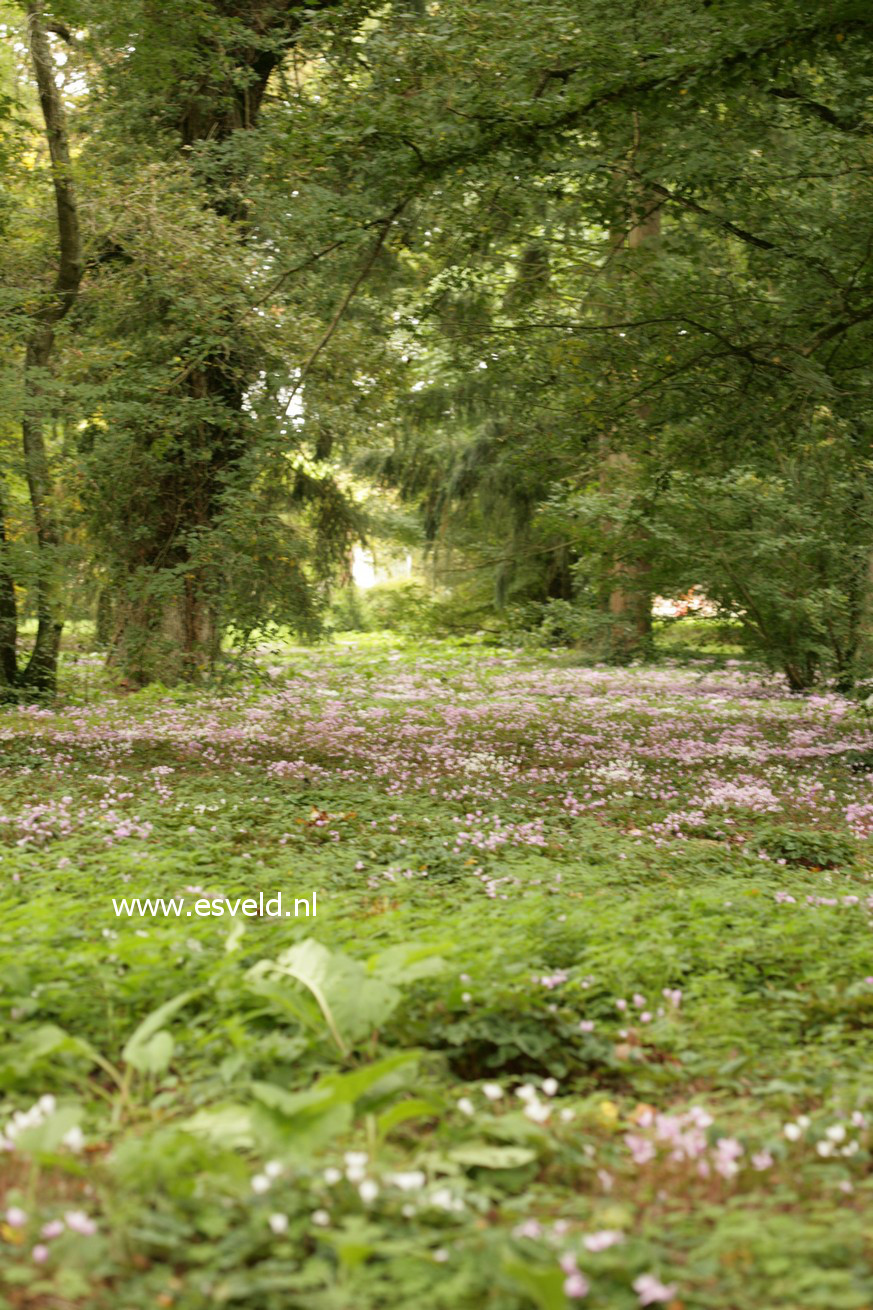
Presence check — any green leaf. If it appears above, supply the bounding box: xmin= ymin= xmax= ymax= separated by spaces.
xmin=502 ymin=1257 xmax=567 ymax=1310
xmin=122 ymin=990 xmax=197 ymax=1072
xmin=448 ymin=1143 xmax=537 ymax=1169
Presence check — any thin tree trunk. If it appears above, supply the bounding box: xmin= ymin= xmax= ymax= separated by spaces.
xmin=598 ymin=174 xmax=659 ymax=659
xmin=21 ymin=329 xmax=64 ymax=690
xmin=0 ymin=489 xmax=18 ymax=688
xmin=18 ymin=3 xmax=82 ymax=694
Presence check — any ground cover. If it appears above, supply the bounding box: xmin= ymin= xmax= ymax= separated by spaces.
xmin=1 ymin=636 xmax=873 ymax=1309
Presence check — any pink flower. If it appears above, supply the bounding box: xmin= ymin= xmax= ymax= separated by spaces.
xmin=633 ymin=1273 xmax=678 ymax=1305
xmin=583 ymin=1229 xmax=625 ymax=1252
xmin=564 ymin=1272 xmax=590 ymax=1298
xmin=63 ymin=1210 xmax=97 ymax=1236
xmin=713 ymin=1136 xmax=743 ymax=1179
xmin=625 ymin=1133 xmax=656 ymax=1165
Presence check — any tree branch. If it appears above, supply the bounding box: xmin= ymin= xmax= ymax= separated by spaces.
xmin=770 ymin=86 xmax=871 ymax=135
xmin=281 ymin=198 xmax=409 ymax=418
xmin=27 ymin=1 xmax=81 ymax=314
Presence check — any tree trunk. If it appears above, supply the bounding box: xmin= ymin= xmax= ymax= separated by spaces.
xmin=20 ymin=331 xmax=64 ymax=693
xmin=110 ymin=4 xmax=319 ymax=683
xmin=0 ymin=489 xmax=18 ymax=691
xmin=109 ymin=585 xmax=218 ymax=687
xmin=598 ymin=174 xmax=659 ymax=660
xmin=15 ymin=3 xmax=83 ymax=696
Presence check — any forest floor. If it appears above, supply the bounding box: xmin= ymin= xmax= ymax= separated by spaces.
xmin=2 ymin=635 xmax=873 ymax=1309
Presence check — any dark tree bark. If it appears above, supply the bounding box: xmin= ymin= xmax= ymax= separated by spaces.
xmin=598 ymin=178 xmax=658 ymax=661
xmin=16 ymin=3 xmax=83 ymax=695
xmin=0 ymin=492 xmax=18 ymax=688
xmin=111 ymin=2 xmax=339 ymax=683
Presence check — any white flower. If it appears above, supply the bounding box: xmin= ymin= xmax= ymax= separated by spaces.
xmin=386 ymin=1170 xmax=426 ymax=1191
xmin=524 ymin=1099 xmax=551 ymax=1124
xmin=251 ymin=1174 xmax=271 ymax=1194
xmin=5 ymin=1207 xmax=27 ymax=1228
xmin=344 ymin=1151 xmax=368 ymax=1168
xmin=826 ymin=1124 xmax=846 ymax=1142
xmin=560 ymin=1108 xmax=575 ymax=1122
xmin=457 ymin=1097 xmax=475 ymax=1116
xmin=783 ymin=1123 xmax=802 ymax=1141
xmin=268 ymin=1213 xmax=288 ymax=1234
xmin=482 ymin=1082 xmax=503 ymax=1101
xmin=358 ymin=1179 xmax=379 ymax=1204
xmin=264 ymin=1160 xmax=283 ymax=1178
xmin=541 ymin=1078 xmax=559 ymax=1097
xmin=323 ymin=1167 xmax=342 ymax=1185
xmin=816 ymin=1140 xmax=833 ymax=1157
xmin=61 ymin=1126 xmax=84 ymax=1152
xmin=516 ymin=1084 xmax=537 ymax=1104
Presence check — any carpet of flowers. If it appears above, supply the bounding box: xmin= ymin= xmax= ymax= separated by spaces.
xmin=1 ymin=634 xmax=873 ymax=1308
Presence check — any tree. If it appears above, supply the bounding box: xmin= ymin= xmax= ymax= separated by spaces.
xmin=0 ymin=1 xmax=82 ymax=696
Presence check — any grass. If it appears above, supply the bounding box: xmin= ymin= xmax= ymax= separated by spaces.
xmin=1 ymin=634 xmax=872 ymax=1308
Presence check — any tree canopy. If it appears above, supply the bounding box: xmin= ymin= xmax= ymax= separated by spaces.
xmin=2 ymin=0 xmax=873 ymax=689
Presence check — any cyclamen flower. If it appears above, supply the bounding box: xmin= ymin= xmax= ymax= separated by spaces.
xmin=564 ymin=1272 xmax=590 ymax=1299
xmin=386 ymin=1170 xmax=426 ymax=1191
xmin=524 ymin=1099 xmax=551 ymax=1124
xmin=633 ymin=1272 xmax=678 ymax=1305
xmin=625 ymin=1133 xmax=657 ymax=1165
xmin=583 ymin=1229 xmax=625 ymax=1252
xmin=63 ymin=1211 xmax=97 ymax=1236
xmin=713 ymin=1136 xmax=743 ymax=1179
